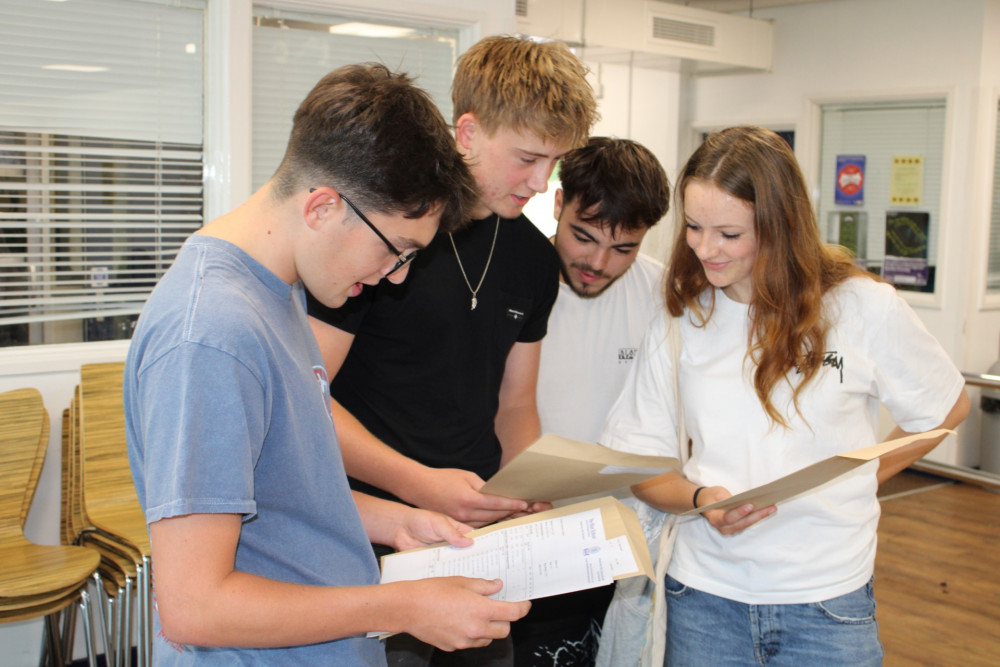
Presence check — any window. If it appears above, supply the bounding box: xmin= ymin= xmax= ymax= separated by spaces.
xmin=251 ymin=6 xmax=459 ymax=190
xmin=818 ymin=100 xmax=945 ymax=293
xmin=0 ymin=0 xmax=204 ymax=347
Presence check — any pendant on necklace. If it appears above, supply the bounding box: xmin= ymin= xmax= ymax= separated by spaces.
xmin=470 ymin=296 xmax=478 ymax=311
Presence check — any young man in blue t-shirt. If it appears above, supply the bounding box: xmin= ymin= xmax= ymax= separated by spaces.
xmin=125 ymin=64 xmax=529 ymax=666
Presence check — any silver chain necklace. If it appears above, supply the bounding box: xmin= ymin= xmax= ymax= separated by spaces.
xmin=448 ymin=214 xmax=499 ymax=311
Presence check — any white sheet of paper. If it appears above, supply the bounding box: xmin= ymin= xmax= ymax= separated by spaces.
xmin=379 ymin=508 xmax=614 ymax=602
xmin=605 ymin=535 xmax=639 ymax=577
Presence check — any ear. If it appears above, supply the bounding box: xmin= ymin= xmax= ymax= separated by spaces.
xmin=454 ymin=112 xmax=479 ymax=151
xmin=553 ymin=188 xmax=564 ymax=220
xmin=303 ymin=187 xmax=340 ymax=231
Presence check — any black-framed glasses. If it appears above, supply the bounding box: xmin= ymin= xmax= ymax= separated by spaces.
xmin=312 ymin=189 xmax=417 ymax=276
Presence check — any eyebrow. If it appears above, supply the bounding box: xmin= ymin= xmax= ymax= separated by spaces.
xmin=684 ymin=215 xmax=745 ymax=232
xmin=570 ymin=224 xmax=640 ymax=249
xmin=394 ymin=236 xmax=429 ymax=251
xmin=517 ymin=147 xmax=561 ymax=159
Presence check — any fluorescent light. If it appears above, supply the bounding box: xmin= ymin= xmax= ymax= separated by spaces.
xmin=327 ymin=22 xmax=415 ymax=38
xmin=42 ymin=64 xmax=108 ymax=73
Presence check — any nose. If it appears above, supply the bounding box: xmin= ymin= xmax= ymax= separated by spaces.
xmin=383 ymin=261 xmax=411 ymax=285
xmin=689 ymin=229 xmax=713 ymax=259
xmin=527 ymin=161 xmax=554 ymax=194
xmin=589 ymin=247 xmax=611 ymax=272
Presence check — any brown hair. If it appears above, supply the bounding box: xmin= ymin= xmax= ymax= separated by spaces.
xmin=558 ymin=137 xmax=670 ymax=235
xmin=273 ymin=63 xmax=475 ymax=233
xmin=452 ymin=35 xmax=598 ymax=149
xmin=667 ymin=126 xmax=873 ymax=427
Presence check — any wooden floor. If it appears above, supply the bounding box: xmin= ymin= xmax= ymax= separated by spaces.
xmin=875 ymin=471 xmax=1000 ymax=666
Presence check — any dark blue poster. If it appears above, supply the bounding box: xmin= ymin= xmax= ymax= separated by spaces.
xmin=835 ymin=155 xmax=865 ymax=206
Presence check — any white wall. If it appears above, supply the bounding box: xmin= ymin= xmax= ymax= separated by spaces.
xmin=685 ymin=0 xmax=1000 ymax=466
xmin=590 ymin=63 xmax=682 ymax=262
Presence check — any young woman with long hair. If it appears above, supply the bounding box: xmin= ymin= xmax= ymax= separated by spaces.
xmin=601 ymin=126 xmax=969 ymax=665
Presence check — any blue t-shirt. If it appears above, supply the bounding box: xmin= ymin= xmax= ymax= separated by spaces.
xmin=125 ymin=235 xmax=385 ymax=665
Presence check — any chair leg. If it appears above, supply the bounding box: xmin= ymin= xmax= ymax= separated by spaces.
xmin=79 ymin=588 xmax=98 ymax=667
xmin=106 ymin=584 xmax=124 ymax=667
xmin=119 ymin=578 xmax=132 ymax=667
xmin=38 ymin=619 xmax=50 ymax=667
xmin=140 ymin=557 xmax=152 ymax=667
xmin=89 ymin=573 xmax=106 ymax=655
xmin=89 ymin=571 xmax=113 ymax=663
xmin=59 ymin=599 xmax=78 ymax=663
xmin=43 ymin=613 xmax=66 ymax=666
xmin=146 ymin=562 xmax=152 ymax=667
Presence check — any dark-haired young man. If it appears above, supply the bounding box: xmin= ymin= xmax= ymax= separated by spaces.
xmin=514 ymin=137 xmax=671 ymax=666
xmin=125 ymin=64 xmax=528 ymax=666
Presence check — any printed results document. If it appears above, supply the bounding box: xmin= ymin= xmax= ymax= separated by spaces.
xmin=377 ymin=496 xmax=651 ymax=602
xmin=380 ymin=508 xmax=621 ymax=602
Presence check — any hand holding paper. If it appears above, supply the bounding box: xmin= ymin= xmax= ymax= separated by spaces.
xmin=681 ymin=429 xmax=954 ymax=516
xmin=378 ymin=497 xmax=652 ymax=602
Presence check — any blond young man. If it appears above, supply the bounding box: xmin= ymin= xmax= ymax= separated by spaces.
xmin=125 ymin=64 xmax=529 ymax=666
xmin=308 ymin=36 xmax=598 ymax=666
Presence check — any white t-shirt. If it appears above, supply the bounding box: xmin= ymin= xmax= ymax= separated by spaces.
xmin=601 ymin=277 xmax=965 ymax=604
xmin=537 ymin=253 xmax=663 ymax=443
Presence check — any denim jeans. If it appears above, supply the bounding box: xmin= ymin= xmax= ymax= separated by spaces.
xmin=663 ymin=575 xmax=884 ymax=666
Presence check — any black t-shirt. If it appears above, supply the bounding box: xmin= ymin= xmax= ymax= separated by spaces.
xmin=308 ymin=214 xmax=560 ymax=501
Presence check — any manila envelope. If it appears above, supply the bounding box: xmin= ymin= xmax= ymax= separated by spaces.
xmin=480 ymin=434 xmax=680 ymax=503
xmin=680 ymin=429 xmax=954 ymax=516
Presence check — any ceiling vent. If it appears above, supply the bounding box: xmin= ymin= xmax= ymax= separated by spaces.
xmin=516 ymin=0 xmax=529 ymax=18
xmin=651 ymin=16 xmax=715 ymax=47
xmin=517 ymin=0 xmax=773 ymax=74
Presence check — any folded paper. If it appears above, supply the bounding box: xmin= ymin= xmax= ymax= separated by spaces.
xmin=480 ymin=434 xmax=680 ymax=503
xmin=680 ymin=429 xmax=954 ymax=516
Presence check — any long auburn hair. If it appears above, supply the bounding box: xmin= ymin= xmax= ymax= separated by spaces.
xmin=666 ymin=126 xmax=872 ymax=427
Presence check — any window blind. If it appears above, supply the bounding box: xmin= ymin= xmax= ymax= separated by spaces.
xmin=251 ymin=7 xmax=459 ymax=191
xmin=0 ymin=0 xmax=204 ymax=346
xmin=987 ymin=101 xmax=1000 ymax=292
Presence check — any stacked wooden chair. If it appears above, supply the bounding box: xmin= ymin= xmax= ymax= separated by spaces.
xmin=0 ymin=387 xmax=99 ymax=666
xmin=64 ymin=362 xmax=153 ymax=667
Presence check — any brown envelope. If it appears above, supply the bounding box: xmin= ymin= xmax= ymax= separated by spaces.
xmin=480 ymin=433 xmax=681 ymax=503
xmin=680 ymin=429 xmax=954 ymax=516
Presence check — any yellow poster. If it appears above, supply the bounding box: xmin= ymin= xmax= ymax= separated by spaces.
xmin=890 ymin=155 xmax=923 ymax=205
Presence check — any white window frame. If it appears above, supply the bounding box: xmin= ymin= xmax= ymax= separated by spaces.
xmin=980 ymin=92 xmax=1000 ymax=308
xmin=803 ymin=89 xmax=958 ymax=311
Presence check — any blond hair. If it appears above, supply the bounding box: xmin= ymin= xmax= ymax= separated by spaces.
xmin=452 ymin=35 xmax=598 ymax=148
